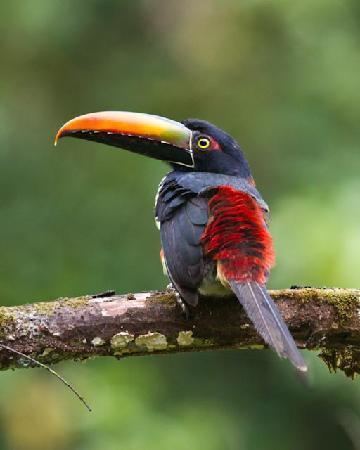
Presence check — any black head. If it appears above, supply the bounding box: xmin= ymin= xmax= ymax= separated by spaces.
xmin=180 ymin=119 xmax=252 ymax=179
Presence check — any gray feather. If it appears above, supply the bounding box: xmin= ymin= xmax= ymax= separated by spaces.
xmin=229 ymin=281 xmax=307 ymax=373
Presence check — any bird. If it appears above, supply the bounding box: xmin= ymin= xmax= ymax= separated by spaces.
xmin=55 ymin=111 xmax=307 ymax=373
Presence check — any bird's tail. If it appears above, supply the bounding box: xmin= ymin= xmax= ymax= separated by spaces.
xmin=229 ymin=280 xmax=307 ymax=373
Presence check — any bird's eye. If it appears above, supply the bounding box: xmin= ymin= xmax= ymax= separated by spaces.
xmin=197 ymin=136 xmax=211 ymax=149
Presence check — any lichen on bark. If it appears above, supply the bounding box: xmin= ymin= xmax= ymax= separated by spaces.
xmin=0 ymin=287 xmax=358 ymax=377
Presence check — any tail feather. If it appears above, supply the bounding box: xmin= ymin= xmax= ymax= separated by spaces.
xmin=229 ymin=280 xmax=307 ymax=373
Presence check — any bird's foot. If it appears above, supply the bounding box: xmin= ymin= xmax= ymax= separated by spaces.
xmin=166 ymin=284 xmax=190 ymax=319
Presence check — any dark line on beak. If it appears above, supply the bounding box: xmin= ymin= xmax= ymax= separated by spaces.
xmin=60 ymin=130 xmax=194 ymax=167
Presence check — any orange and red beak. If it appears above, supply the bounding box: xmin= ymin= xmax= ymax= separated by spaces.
xmin=55 ymin=111 xmax=194 ymax=167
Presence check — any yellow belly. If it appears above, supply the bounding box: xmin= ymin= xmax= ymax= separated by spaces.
xmin=198 ymin=277 xmax=232 ymax=298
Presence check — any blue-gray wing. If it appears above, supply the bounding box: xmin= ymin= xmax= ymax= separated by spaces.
xmin=160 ymin=196 xmax=208 ymax=306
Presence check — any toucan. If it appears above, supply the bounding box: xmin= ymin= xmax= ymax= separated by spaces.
xmin=55 ymin=111 xmax=307 ymax=373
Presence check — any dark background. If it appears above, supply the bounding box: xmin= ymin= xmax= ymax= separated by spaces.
xmin=0 ymin=1 xmax=359 ymax=449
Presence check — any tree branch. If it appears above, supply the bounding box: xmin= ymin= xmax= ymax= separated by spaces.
xmin=0 ymin=288 xmax=359 ymax=377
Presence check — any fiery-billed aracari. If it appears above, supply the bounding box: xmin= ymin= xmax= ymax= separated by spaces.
xmin=55 ymin=111 xmax=307 ymax=373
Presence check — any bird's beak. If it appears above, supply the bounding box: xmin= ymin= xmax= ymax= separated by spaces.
xmin=55 ymin=111 xmax=194 ymax=167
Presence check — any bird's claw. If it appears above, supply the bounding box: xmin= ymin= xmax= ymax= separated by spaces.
xmin=166 ymin=284 xmax=190 ymax=319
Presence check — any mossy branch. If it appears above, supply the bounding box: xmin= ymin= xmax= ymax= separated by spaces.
xmin=0 ymin=288 xmax=359 ymax=377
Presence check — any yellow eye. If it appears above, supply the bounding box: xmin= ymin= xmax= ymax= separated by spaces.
xmin=197 ymin=137 xmax=211 ymax=149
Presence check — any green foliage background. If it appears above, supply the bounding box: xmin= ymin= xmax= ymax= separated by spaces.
xmin=0 ymin=1 xmax=359 ymax=449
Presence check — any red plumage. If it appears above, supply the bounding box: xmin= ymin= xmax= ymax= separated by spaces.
xmin=201 ymin=186 xmax=275 ymax=284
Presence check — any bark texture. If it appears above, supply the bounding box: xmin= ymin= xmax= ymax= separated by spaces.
xmin=0 ymin=287 xmax=359 ymax=377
